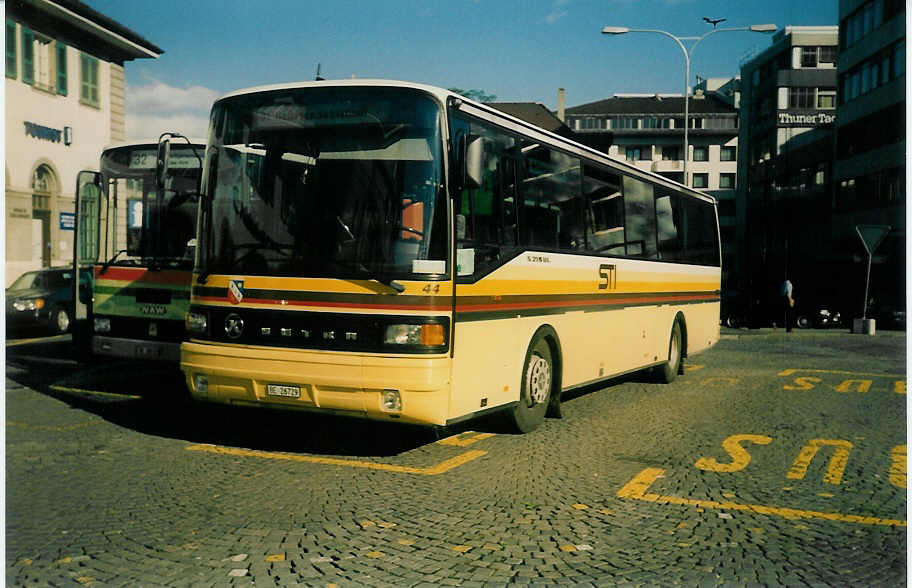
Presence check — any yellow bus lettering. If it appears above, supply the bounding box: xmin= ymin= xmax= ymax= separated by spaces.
xmin=895 ymin=381 xmax=907 ymax=395
xmin=695 ymin=434 xmax=772 ymax=472
xmin=787 ymin=439 xmax=853 ymax=485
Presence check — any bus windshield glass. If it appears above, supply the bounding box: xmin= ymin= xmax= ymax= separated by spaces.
xmin=100 ymin=143 xmax=202 ymax=268
xmin=199 ymin=87 xmax=447 ymax=280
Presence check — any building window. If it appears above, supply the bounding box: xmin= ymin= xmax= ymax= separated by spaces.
xmin=6 ymin=20 xmax=15 ymax=79
xmin=80 ymin=52 xmax=99 ymax=106
xmin=692 ymin=146 xmax=708 ymax=162
xmin=626 ymin=146 xmax=649 ymax=161
xmin=21 ymin=26 xmax=33 ymax=85
xmin=801 ymin=47 xmax=819 ymax=67
xmin=817 ymin=90 xmax=836 ymax=109
xmin=692 ymin=173 xmax=708 ymax=189
xmin=661 ymin=146 xmax=680 ymax=160
xmin=720 ymin=146 xmax=736 ymax=161
xmin=719 ymin=173 xmax=736 ymax=189
xmin=788 ymin=87 xmax=815 ymax=109
xmin=819 ymin=46 xmax=837 ymax=65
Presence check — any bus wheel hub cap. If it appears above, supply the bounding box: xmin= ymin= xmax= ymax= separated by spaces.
xmin=527 ymin=355 xmax=551 ymax=405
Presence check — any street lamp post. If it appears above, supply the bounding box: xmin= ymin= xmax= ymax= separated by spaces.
xmin=601 ymin=23 xmax=776 ymax=186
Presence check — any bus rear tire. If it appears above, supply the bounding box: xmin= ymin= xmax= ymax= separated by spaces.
xmin=655 ymin=320 xmax=682 ymax=384
xmin=509 ymin=336 xmax=553 ymax=433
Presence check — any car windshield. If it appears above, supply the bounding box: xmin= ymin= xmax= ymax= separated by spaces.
xmin=7 ymin=270 xmax=71 ymax=291
xmin=8 ymin=271 xmax=40 ymax=290
xmin=100 ymin=144 xmax=203 ymax=268
xmin=198 ymin=86 xmax=447 ymax=280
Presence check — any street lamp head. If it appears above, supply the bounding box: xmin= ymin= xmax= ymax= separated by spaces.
xmin=749 ymin=24 xmax=777 ymax=33
xmin=601 ymin=26 xmax=630 ymax=35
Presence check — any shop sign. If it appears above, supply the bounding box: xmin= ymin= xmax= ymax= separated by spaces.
xmin=777 ymin=112 xmax=836 ymax=127
xmin=59 ymin=212 xmax=75 ymax=230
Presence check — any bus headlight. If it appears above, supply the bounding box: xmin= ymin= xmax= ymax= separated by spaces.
xmin=383 ymin=323 xmax=445 ymax=346
xmin=186 ymin=311 xmax=207 ymax=335
xmin=193 ymin=373 xmax=209 ymax=395
xmin=93 ymin=317 xmax=111 ymax=332
xmin=381 ymin=389 xmax=402 ymax=413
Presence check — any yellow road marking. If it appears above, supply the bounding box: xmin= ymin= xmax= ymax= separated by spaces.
xmin=49 ymin=385 xmax=142 ymax=400
xmin=890 ymin=445 xmax=907 ymax=488
xmin=695 ymin=434 xmax=772 ymax=473
xmin=618 ymin=467 xmax=906 ymax=527
xmin=186 ymin=444 xmax=487 ymax=475
xmin=787 ymin=439 xmax=852 ymax=485
xmin=436 ymin=432 xmax=495 ymax=447
xmin=779 ymin=368 xmax=905 ymax=379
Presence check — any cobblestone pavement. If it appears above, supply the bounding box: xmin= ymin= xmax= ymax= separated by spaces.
xmin=5 ymin=328 xmax=907 ymax=586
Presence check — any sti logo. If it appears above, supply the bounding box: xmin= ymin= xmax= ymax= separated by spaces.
xmin=228 ymin=280 xmax=244 ymax=305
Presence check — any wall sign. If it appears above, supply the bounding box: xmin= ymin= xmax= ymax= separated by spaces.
xmin=59 ymin=212 xmax=75 ymax=230
xmin=24 ymin=121 xmax=63 ymax=143
xmin=777 ymin=112 xmax=836 ymax=127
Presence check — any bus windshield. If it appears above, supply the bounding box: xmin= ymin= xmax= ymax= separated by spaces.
xmin=198 ymin=87 xmax=447 ymax=280
xmin=100 ymin=143 xmax=202 ymax=268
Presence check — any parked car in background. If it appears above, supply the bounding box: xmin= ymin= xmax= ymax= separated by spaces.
xmin=5 ymin=267 xmax=91 ymax=336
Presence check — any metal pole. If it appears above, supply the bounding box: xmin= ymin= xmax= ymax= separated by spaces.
xmin=683 ymin=52 xmax=689 ymax=181
xmin=863 ymin=253 xmax=871 ymax=320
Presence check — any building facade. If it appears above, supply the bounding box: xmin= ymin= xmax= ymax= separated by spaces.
xmin=737 ymin=26 xmax=840 ymax=325
xmin=834 ymin=0 xmax=905 ymax=323
xmin=5 ymin=0 xmax=162 ymax=284
xmin=563 ymin=89 xmax=740 ymax=298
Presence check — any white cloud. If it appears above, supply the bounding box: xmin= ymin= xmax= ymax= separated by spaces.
xmin=126 ymin=82 xmax=220 ymax=114
xmin=125 ymin=81 xmax=220 ymax=140
xmin=126 ymin=113 xmax=211 ymax=142
xmin=546 ymin=0 xmax=570 ymax=23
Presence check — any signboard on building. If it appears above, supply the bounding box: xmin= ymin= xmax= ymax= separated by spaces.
xmin=59 ymin=212 xmax=75 ymax=230
xmin=777 ymin=111 xmax=836 ymax=127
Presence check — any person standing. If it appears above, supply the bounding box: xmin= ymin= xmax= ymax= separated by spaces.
xmin=781 ymin=278 xmax=795 ymax=332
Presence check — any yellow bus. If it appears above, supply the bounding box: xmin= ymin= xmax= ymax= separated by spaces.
xmin=177 ymin=80 xmax=720 ymax=432
xmin=74 ymin=137 xmax=204 ymax=362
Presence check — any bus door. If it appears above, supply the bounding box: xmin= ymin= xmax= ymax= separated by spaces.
xmin=73 ymin=171 xmax=102 ymax=346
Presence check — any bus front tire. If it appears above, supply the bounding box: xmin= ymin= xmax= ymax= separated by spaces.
xmin=655 ymin=321 xmax=682 ymax=384
xmin=509 ymin=336 xmax=553 ymax=433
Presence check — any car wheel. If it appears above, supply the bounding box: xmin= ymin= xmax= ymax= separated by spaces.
xmin=509 ymin=336 xmax=553 ymax=433
xmin=655 ymin=320 xmax=682 ymax=384
xmin=797 ymin=316 xmax=810 ymax=329
xmin=52 ymin=306 xmax=71 ymax=334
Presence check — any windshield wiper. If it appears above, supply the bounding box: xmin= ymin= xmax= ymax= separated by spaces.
xmin=99 ymin=249 xmax=128 ymax=275
xmin=336 ymin=262 xmax=405 ymax=294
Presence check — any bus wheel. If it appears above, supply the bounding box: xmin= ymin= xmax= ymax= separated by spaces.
xmin=655 ymin=321 xmax=682 ymax=384
xmin=510 ymin=337 xmax=552 ymax=433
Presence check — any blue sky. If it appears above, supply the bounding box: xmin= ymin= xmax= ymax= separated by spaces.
xmin=85 ymin=0 xmax=838 ymax=139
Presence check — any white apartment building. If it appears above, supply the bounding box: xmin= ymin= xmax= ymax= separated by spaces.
xmin=5 ymin=0 xmax=162 ymax=284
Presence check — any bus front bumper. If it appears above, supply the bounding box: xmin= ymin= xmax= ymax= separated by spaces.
xmin=181 ymin=341 xmax=452 ymax=426
xmin=92 ymin=336 xmax=181 ymax=362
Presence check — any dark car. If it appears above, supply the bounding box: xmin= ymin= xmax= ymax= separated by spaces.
xmin=5 ymin=267 xmax=90 ymax=335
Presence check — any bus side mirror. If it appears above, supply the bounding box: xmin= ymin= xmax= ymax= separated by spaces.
xmin=156 ymin=138 xmax=171 ymax=188
xmin=464 ymin=136 xmax=484 ymax=190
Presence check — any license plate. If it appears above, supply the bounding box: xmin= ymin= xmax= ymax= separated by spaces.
xmin=136 ymin=345 xmax=160 ymax=358
xmin=266 ymin=384 xmax=300 ymax=398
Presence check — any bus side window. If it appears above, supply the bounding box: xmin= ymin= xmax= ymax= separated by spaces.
xmin=682 ymin=197 xmax=720 ymax=266
xmin=655 ymin=193 xmax=683 ymax=261
xmin=583 ymin=165 xmax=624 ymax=254
xmin=520 ymin=142 xmax=582 ymax=250
xmin=622 ymin=176 xmax=658 ymax=259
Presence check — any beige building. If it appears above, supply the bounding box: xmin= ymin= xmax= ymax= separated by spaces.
xmin=5 ymin=0 xmax=162 ymax=284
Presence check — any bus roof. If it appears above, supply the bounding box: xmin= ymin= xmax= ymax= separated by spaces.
xmin=213 ymin=79 xmax=716 ymax=206
xmin=102 ymin=137 xmax=207 ymax=152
